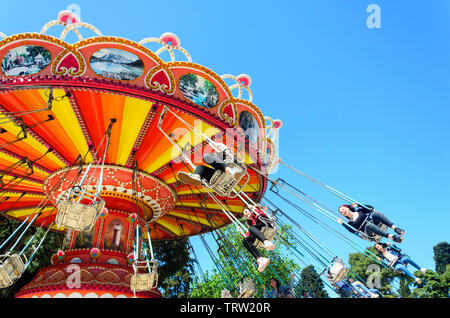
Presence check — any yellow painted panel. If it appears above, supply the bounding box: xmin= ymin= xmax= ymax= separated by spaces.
xmin=0 ymin=119 xmax=66 ymax=168
xmin=176 ymin=201 xmax=243 ymax=213
xmin=0 ymin=152 xmax=51 ymax=179
xmin=164 ymin=175 xmax=178 ymax=184
xmin=8 ymin=206 xmax=54 ymax=218
xmin=0 ymin=175 xmax=42 ymax=186
xmin=0 ymin=191 xmax=45 ymax=199
xmin=38 ymin=89 xmax=93 ymax=162
xmin=116 ymin=99 xmax=153 ymax=166
xmin=0 ymin=152 xmax=50 ymax=180
xmin=156 ymin=219 xmax=182 ymax=236
xmin=167 ymin=211 xmax=208 ymax=225
xmin=167 ymin=211 xmax=225 ymax=227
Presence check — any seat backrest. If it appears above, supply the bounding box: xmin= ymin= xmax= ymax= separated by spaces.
xmin=0 ymin=254 xmax=25 ymax=288
xmin=130 ymin=272 xmax=158 ymax=292
xmin=0 ymin=266 xmax=12 ymax=288
xmin=254 ymin=227 xmax=278 ymax=249
xmin=373 ymin=223 xmax=388 ymax=243
xmin=10 ymin=254 xmax=26 ymax=273
xmin=56 ymin=199 xmax=105 ymax=232
xmin=329 ymin=259 xmax=348 ymax=282
xmin=221 ymin=289 xmax=233 ymax=298
xmin=209 ymin=171 xmax=238 ymax=197
xmin=238 ymin=278 xmax=257 ymax=298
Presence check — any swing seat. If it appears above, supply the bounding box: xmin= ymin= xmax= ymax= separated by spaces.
xmin=0 ymin=253 xmax=27 ymax=288
xmin=130 ymin=261 xmax=158 ymax=292
xmin=328 ymin=258 xmax=348 ymax=283
xmin=360 ymin=223 xmax=388 ymax=243
xmin=55 ymin=198 xmax=105 ymax=232
xmin=208 ymin=164 xmax=248 ymax=197
xmin=238 ymin=278 xmax=257 ymax=298
xmin=254 ymin=226 xmax=278 ymax=250
xmin=372 ymin=223 xmax=388 ymax=243
xmin=130 ymin=272 xmax=158 ymax=292
xmin=221 ymin=289 xmax=233 ymax=298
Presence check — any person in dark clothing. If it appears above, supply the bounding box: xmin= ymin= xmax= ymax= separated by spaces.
xmin=329 ymin=278 xmax=355 ymax=298
xmin=337 ymin=203 xmax=405 ymax=243
xmin=241 ymin=205 xmax=275 ymax=272
xmin=263 ymin=274 xmax=296 ymax=298
xmin=177 ymin=141 xmax=244 ymax=186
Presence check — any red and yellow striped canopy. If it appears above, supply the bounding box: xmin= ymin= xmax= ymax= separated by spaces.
xmin=0 ymin=87 xmax=266 ymax=240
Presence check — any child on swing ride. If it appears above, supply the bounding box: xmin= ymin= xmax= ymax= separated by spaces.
xmin=263 ymin=273 xmax=296 ymax=298
xmin=374 ymin=242 xmax=427 ymax=284
xmin=241 ymin=204 xmax=276 ymax=272
xmin=177 ymin=139 xmax=244 ymax=187
xmin=337 ymin=202 xmax=405 ymax=243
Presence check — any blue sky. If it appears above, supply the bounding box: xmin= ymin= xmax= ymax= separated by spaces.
xmin=1 ymin=0 xmax=449 ymax=294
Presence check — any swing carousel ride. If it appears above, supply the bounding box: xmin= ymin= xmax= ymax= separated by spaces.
xmin=0 ymin=9 xmax=413 ymax=299
xmin=0 ymin=9 xmax=283 ymax=298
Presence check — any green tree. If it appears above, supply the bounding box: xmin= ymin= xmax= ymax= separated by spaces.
xmin=0 ymin=217 xmax=18 ymax=247
xmin=0 ymin=217 xmax=64 ymax=298
xmin=299 ymin=265 xmax=329 ymax=298
xmin=190 ymin=223 xmax=302 ymax=298
xmin=153 ymin=238 xmax=195 ymax=298
xmin=191 ymin=269 xmax=231 ymax=298
xmin=433 ymin=242 xmax=450 ymax=275
xmin=410 ymin=265 xmax=450 ymax=298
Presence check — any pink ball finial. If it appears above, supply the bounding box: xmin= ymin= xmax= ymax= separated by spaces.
xmin=236 ymin=74 xmax=252 ymax=87
xmin=160 ymin=32 xmax=181 ymax=47
xmin=273 ymin=119 xmax=283 ymax=129
xmin=57 ymin=10 xmax=81 ymax=24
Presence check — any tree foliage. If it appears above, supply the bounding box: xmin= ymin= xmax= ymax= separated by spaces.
xmin=433 ymin=242 xmax=450 ymax=275
xmin=298 ymin=265 xmax=329 ymax=298
xmin=347 ymin=242 xmax=450 ymax=298
xmin=0 ymin=217 xmax=64 ymax=298
xmin=410 ymin=265 xmax=450 ymax=298
xmin=153 ymin=238 xmax=195 ymax=298
xmin=191 ymin=224 xmax=310 ymax=298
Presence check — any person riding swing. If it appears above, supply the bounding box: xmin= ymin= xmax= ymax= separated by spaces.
xmin=177 ymin=140 xmax=245 ymax=187
xmin=337 ymin=203 xmax=405 ymax=243
xmin=241 ymin=204 xmax=276 ymax=272
xmin=374 ymin=242 xmax=427 ymax=284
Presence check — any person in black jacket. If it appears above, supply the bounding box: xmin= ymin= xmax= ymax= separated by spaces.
xmin=177 ymin=141 xmax=244 ymax=186
xmin=337 ymin=203 xmax=405 ymax=243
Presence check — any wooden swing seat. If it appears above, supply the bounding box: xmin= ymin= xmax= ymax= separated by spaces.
xmin=208 ymin=162 xmax=247 ymax=197
xmin=0 ymin=253 xmax=27 ymax=288
xmin=254 ymin=226 xmax=278 ymax=249
xmin=130 ymin=272 xmax=158 ymax=292
xmin=56 ymin=198 xmax=105 ymax=232
xmin=130 ymin=261 xmax=158 ymax=292
xmin=328 ymin=258 xmax=349 ymax=283
xmin=238 ymin=278 xmax=257 ymax=298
